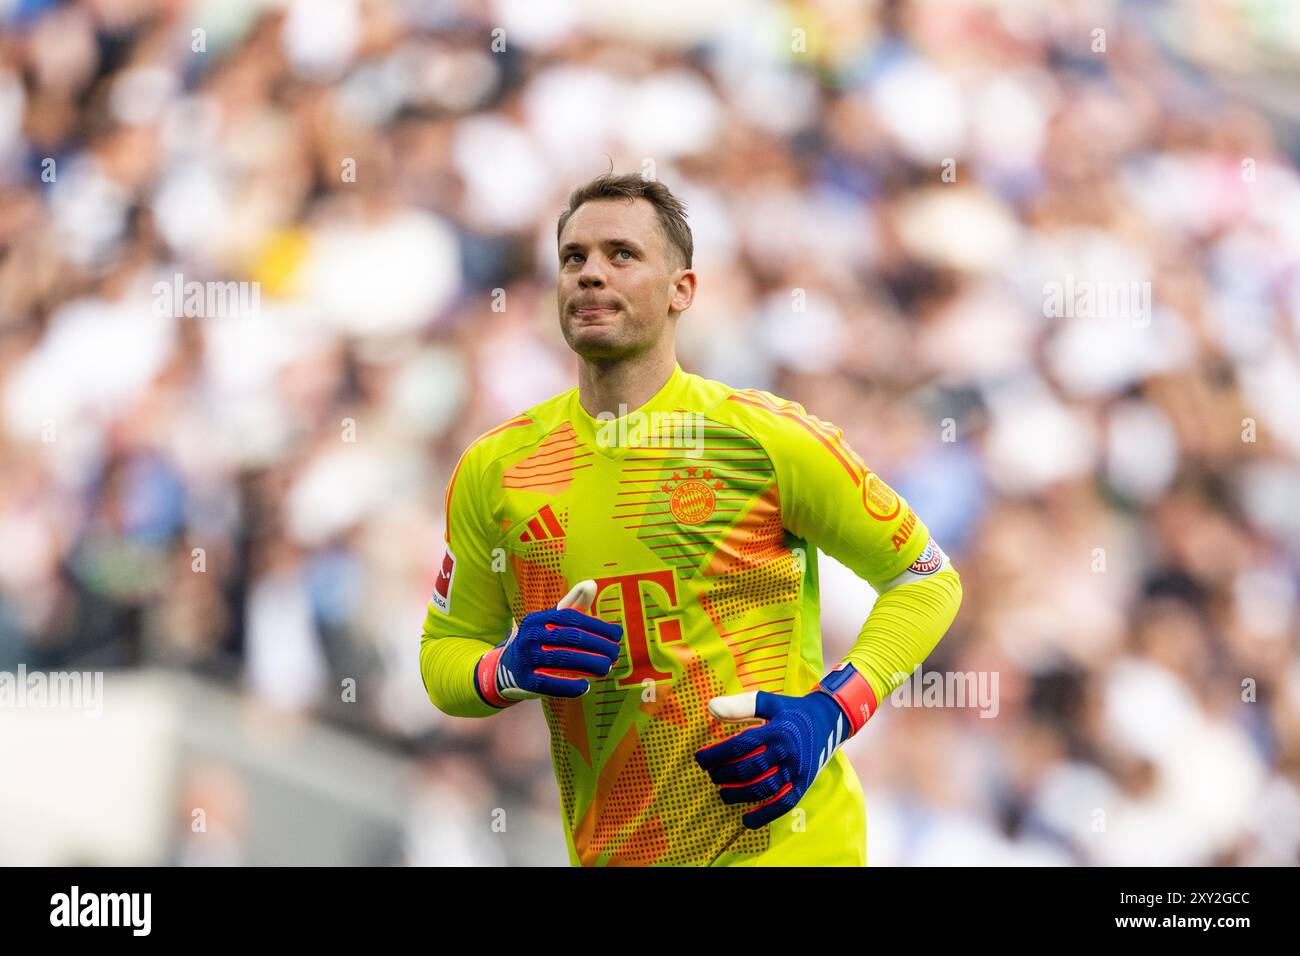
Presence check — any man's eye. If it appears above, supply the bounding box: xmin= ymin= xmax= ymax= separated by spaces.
xmin=566 ymin=253 xmax=583 ymax=264
xmin=616 ymin=249 xmax=633 ymax=260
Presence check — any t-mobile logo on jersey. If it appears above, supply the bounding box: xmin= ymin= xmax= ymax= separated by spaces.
xmin=585 ymin=570 xmax=685 ymax=688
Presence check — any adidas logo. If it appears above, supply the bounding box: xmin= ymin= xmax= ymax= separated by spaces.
xmin=518 ymin=505 xmax=566 ymax=544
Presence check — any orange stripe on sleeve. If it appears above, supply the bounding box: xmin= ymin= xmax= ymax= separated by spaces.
xmin=726 ymin=393 xmax=861 ymax=484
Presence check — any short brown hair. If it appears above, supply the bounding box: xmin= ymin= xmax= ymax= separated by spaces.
xmin=557 ymin=173 xmax=693 ymax=270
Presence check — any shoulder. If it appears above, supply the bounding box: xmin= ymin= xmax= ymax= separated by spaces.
xmin=697 ymin=376 xmax=872 ymax=490
xmin=700 ymin=376 xmax=844 ymax=448
xmin=468 ymin=388 xmax=578 ymax=461
xmin=672 ymin=366 xmax=817 ymax=423
xmin=671 ymin=368 xmax=804 ymax=426
xmin=447 ymin=386 xmax=577 ymax=498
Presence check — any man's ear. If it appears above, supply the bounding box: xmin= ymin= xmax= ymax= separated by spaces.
xmin=670 ymin=269 xmax=696 ymax=313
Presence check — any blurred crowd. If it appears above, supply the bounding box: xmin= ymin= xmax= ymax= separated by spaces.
xmin=2 ymin=0 xmax=1299 ymax=865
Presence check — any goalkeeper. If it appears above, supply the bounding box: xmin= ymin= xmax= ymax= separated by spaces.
xmin=420 ymin=172 xmax=962 ymax=866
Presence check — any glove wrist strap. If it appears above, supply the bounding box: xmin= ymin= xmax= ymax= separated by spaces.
xmin=815 ymin=662 xmax=877 ymax=736
xmin=474 ymin=646 xmax=515 ymax=709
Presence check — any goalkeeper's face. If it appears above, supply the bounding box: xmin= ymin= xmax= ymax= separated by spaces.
xmin=557 ymin=198 xmax=693 ymax=361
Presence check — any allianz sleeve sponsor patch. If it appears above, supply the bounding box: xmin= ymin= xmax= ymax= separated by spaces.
xmin=432 ymin=547 xmax=457 ymax=614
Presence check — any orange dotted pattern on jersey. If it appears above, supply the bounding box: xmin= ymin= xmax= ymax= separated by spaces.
xmin=615 ymin=814 xmax=670 ymax=866
xmin=583 ymin=584 xmax=632 ymax=753
xmin=702 ymin=485 xmax=785 ymax=576
xmin=503 ymin=422 xmax=592 ymax=495
xmin=567 ymin=646 xmax=768 ymax=865
xmin=543 ymin=696 xmax=586 ymax=828
xmin=700 ymin=579 xmax=797 ymax=692
xmin=571 ymin=720 xmax=654 ymax=865
xmin=701 ymin=566 xmax=799 ymax=620
xmin=696 ymin=481 xmax=800 ymax=691
xmin=507 ymin=545 xmax=566 ymax=622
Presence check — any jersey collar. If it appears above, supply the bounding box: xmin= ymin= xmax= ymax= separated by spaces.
xmin=569 ymin=362 xmax=690 ymax=460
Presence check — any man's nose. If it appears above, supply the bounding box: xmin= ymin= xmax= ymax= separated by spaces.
xmin=578 ymin=256 xmax=607 ymax=287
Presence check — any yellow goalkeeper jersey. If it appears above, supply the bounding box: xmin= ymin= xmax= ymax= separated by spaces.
xmin=421 ymin=362 xmax=945 ymax=866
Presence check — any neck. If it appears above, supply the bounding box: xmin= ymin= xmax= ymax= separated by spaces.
xmin=577 ymin=348 xmax=677 ymax=419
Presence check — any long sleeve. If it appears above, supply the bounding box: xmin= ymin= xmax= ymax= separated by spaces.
xmin=420 ymin=634 xmax=500 ymax=718
xmin=419 ymin=438 xmax=515 ymax=718
xmin=842 ymin=564 xmax=962 ymax=704
xmin=717 ymin=389 xmax=962 ymax=704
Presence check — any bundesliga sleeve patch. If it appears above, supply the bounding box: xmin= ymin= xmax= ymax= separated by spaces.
xmin=908 ymin=539 xmax=945 ymax=575
xmin=431 ymin=547 xmax=457 ymax=614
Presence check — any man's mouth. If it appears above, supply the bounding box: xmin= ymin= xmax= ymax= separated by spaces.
xmin=573 ymin=306 xmax=618 ymax=317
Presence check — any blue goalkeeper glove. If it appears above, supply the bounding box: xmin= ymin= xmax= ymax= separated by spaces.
xmin=694 ymin=662 xmax=878 ymax=829
xmin=474 ymin=580 xmax=623 ymax=708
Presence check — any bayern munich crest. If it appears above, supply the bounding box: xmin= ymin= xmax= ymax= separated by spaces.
xmin=908 ymin=540 xmax=945 ymax=575
xmin=662 ymin=467 xmax=724 ymax=524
